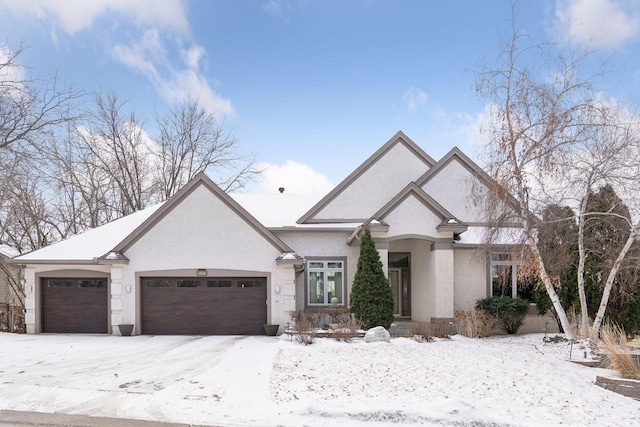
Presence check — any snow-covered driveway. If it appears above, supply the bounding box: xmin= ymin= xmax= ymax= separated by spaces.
xmin=0 ymin=334 xmax=278 ymax=425
xmin=0 ymin=332 xmax=639 ymax=426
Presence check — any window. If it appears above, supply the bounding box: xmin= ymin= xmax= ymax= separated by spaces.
xmin=207 ymin=280 xmax=232 ymax=288
xmin=47 ymin=280 xmax=73 ymax=288
xmin=177 ymin=280 xmax=201 ymax=288
xmin=78 ymin=280 xmax=105 ymax=288
xmin=308 ymin=260 xmax=344 ymax=306
xmin=490 ymin=253 xmax=534 ymax=301
xmin=47 ymin=279 xmax=106 ymax=288
xmin=239 ymin=279 xmax=264 ymax=288
xmin=145 ymin=279 xmax=171 ymax=288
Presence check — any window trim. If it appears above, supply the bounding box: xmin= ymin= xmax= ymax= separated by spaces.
xmin=489 ymin=252 xmax=518 ymax=298
xmin=306 ymin=257 xmax=346 ymax=307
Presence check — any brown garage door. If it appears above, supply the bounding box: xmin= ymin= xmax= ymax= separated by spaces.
xmin=141 ymin=277 xmax=267 ymax=335
xmin=41 ymin=278 xmax=108 ymax=333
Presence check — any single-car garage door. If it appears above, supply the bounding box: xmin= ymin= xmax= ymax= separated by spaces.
xmin=141 ymin=277 xmax=267 ymax=335
xmin=41 ymin=278 xmax=108 ymax=333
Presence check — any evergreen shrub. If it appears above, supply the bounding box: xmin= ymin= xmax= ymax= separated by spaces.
xmin=349 ymin=227 xmax=394 ymax=329
xmin=475 ymin=296 xmax=529 ymax=334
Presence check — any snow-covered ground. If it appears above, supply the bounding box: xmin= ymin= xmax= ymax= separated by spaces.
xmin=0 ymin=332 xmax=637 ymax=426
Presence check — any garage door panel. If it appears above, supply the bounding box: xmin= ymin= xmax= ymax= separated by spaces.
xmin=141 ymin=277 xmax=267 ymax=335
xmin=41 ymin=279 xmax=108 ymax=333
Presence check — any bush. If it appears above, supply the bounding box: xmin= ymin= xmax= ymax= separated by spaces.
xmin=616 ymin=294 xmax=640 ymax=337
xmin=288 ymin=308 xmax=359 ymax=343
xmin=454 ymin=309 xmax=494 ymax=338
xmin=292 ymin=319 xmax=316 ymax=345
xmin=349 ymin=227 xmax=394 ymax=329
xmin=475 ymin=296 xmax=529 ymax=334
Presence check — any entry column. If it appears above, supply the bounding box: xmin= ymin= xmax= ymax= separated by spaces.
xmin=431 ymin=243 xmax=454 ymax=323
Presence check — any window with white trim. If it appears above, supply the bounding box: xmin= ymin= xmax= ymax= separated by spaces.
xmin=307 ymin=260 xmax=344 ymax=305
xmin=490 ymin=252 xmax=535 ymax=301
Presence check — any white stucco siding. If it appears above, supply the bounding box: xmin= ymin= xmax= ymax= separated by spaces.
xmin=276 ymin=230 xmax=359 ymax=310
xmin=276 ymin=231 xmax=352 ymax=258
xmin=453 ymin=249 xmax=487 ymax=311
xmin=124 ymin=185 xmax=280 ymax=273
xmin=383 ymin=195 xmax=443 ymax=239
xmin=314 ymin=143 xmax=430 ymax=220
xmin=422 ymin=159 xmax=488 ymax=223
xmin=118 ymin=185 xmax=285 ymax=332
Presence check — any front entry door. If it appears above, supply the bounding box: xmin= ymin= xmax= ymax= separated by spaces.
xmin=389 ymin=268 xmax=410 ymax=317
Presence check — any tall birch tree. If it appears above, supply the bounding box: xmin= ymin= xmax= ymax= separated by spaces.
xmin=475 ymin=17 xmax=607 ymax=340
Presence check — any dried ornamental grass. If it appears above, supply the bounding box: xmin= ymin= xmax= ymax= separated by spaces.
xmin=601 ymin=322 xmax=640 ymax=380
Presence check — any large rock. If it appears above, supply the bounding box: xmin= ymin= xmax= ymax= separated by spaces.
xmin=364 ymin=326 xmax=391 ymax=343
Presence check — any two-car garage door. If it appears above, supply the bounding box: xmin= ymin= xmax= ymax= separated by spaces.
xmin=41 ymin=276 xmax=267 ymax=335
xmin=140 ymin=277 xmax=267 ymax=335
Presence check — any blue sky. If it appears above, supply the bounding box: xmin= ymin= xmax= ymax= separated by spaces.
xmin=1 ymin=0 xmax=640 ymax=193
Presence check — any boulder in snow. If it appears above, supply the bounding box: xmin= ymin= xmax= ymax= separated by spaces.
xmin=364 ymin=326 xmax=390 ymax=343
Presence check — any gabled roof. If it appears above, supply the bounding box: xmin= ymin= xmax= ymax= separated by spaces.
xmin=13 ymin=204 xmax=164 ymax=264
xmin=416 ymin=146 xmax=485 ymax=187
xmin=14 ymin=173 xmax=294 ymax=264
xmin=230 ymin=193 xmax=323 ymax=227
xmin=0 ymin=244 xmax=19 ymax=259
xmin=297 ymin=131 xmax=436 ymax=224
xmin=416 ymin=146 xmax=521 ymax=215
xmin=372 ymin=182 xmax=467 ymax=233
xmin=112 ymin=172 xmax=293 ymax=255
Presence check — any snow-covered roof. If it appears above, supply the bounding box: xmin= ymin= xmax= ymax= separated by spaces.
xmin=230 ymin=193 xmax=324 ymax=227
xmin=456 ymin=226 xmax=525 ymax=246
xmin=0 ymin=244 xmax=19 ymax=258
xmin=15 ymin=203 xmax=164 ymax=262
xmin=12 ymin=190 xmax=341 ymax=263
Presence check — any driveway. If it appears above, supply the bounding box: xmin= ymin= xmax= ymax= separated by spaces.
xmin=0 ymin=334 xmax=279 ymax=426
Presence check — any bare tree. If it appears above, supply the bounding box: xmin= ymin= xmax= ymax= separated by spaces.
xmin=475 ymin=13 xmax=608 ymax=339
xmin=0 ymin=42 xmax=81 ymax=151
xmin=154 ymin=98 xmax=260 ymax=199
xmin=0 ymin=159 xmax=60 ymax=253
xmin=551 ymin=107 xmax=640 ymax=338
xmin=76 ymin=91 xmax=156 ymax=216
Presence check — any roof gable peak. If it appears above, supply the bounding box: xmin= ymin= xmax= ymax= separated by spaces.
xmin=114 ymin=172 xmax=293 ymax=254
xmin=297 ymin=131 xmax=436 ymax=224
xmin=373 ymin=182 xmax=460 ymax=222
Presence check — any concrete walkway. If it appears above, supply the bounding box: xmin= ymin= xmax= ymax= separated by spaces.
xmin=0 ymin=410 xmax=214 ymax=427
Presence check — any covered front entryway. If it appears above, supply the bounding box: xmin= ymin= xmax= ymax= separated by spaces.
xmin=389 ymin=253 xmax=411 ymax=317
xmin=140 ymin=277 xmax=267 ymax=335
xmin=41 ymin=278 xmax=108 ymax=333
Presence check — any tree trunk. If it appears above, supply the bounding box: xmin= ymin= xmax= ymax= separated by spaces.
xmin=529 ymin=239 xmax=575 ymax=340
xmin=576 ymin=196 xmax=590 ymax=337
xmin=591 ymin=221 xmax=640 ymax=339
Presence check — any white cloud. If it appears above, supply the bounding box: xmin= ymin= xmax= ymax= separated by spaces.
xmin=0 ymin=45 xmax=25 ymax=86
xmin=2 ymin=0 xmax=231 ymax=117
xmin=182 ymin=45 xmax=205 ymax=71
xmin=253 ymin=160 xmax=333 ymax=194
xmin=111 ymin=31 xmax=234 ymax=117
xmin=159 ymin=68 xmax=234 ymax=117
xmin=402 ymin=87 xmax=427 ymax=113
xmin=0 ymin=0 xmax=188 ymax=35
xmin=110 ymin=29 xmax=165 ymax=78
xmin=262 ymin=0 xmax=291 ymax=23
xmin=555 ymin=0 xmax=640 ymax=49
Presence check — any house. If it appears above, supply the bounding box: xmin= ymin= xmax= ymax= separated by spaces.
xmin=10 ymin=131 xmax=555 ymax=335
xmin=1 ymin=244 xmax=22 ymax=332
